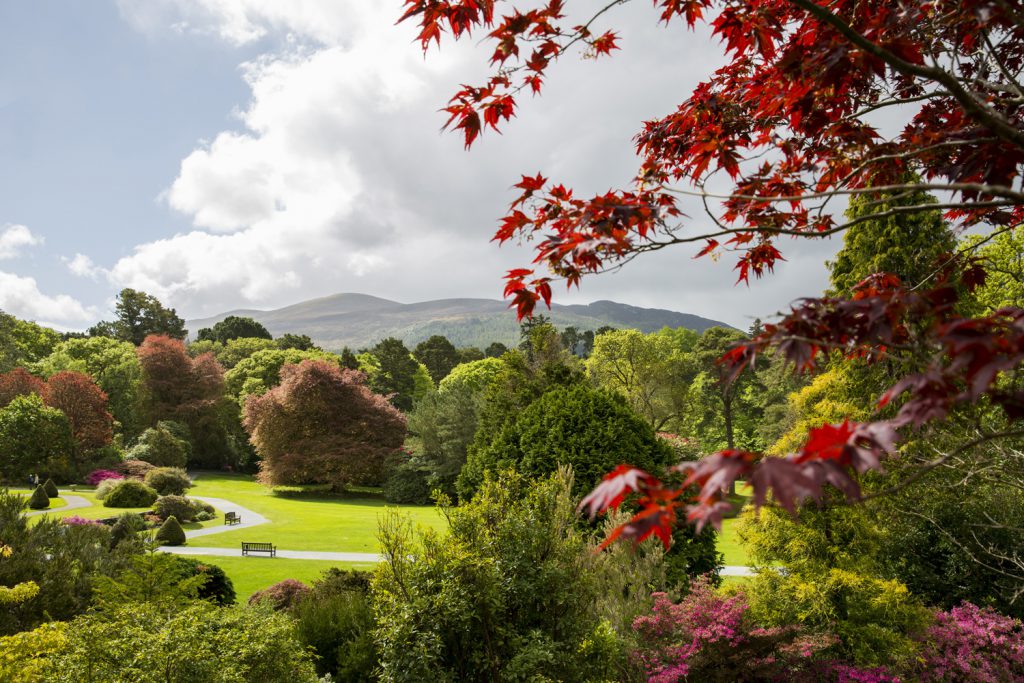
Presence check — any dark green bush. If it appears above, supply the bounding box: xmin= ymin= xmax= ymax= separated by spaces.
xmin=152 ymin=495 xmax=200 ymax=523
xmin=126 ymin=426 xmax=188 ymax=468
xmin=154 ymin=515 xmax=186 ymax=546
xmin=43 ymin=478 xmax=59 ymax=498
xmin=27 ymin=485 xmax=50 ymax=510
xmin=294 ymin=589 xmax=378 ymax=680
xmin=103 ymin=480 xmax=158 ymax=508
xmin=143 ymin=467 xmax=192 ymax=496
xmin=383 ymin=461 xmax=432 ymax=504
xmin=169 ymin=555 xmax=236 ymax=605
xmin=109 ymin=512 xmax=147 ymax=547
xmin=459 ymin=384 xmax=674 ymax=499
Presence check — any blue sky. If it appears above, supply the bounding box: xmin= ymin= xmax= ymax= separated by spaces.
xmin=0 ymin=1 xmax=839 ymax=331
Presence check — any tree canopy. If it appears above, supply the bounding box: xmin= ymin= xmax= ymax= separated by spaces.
xmin=196 ymin=316 xmax=272 ymax=344
xmin=89 ymin=289 xmax=186 ymax=346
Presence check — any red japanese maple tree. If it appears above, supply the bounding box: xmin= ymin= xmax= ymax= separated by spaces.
xmin=400 ymin=0 xmax=1024 ymax=544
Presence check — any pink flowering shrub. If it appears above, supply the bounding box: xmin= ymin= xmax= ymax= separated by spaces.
xmin=62 ymin=515 xmax=104 ymax=527
xmin=631 ymin=576 xmax=898 ymax=682
xmin=915 ymin=602 xmax=1024 ymax=682
xmin=85 ymin=469 xmax=123 ymax=486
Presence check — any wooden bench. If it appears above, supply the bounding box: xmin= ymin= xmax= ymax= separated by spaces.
xmin=241 ymin=542 xmax=276 ymax=557
xmin=224 ymin=511 xmax=241 ymax=526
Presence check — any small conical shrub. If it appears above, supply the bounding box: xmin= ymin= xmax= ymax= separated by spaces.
xmin=155 ymin=515 xmax=186 ymax=546
xmin=28 ymin=485 xmax=50 ymax=510
xmin=43 ymin=478 xmax=59 ymax=498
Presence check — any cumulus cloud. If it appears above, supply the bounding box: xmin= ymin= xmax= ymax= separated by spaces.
xmin=63 ymin=253 xmax=103 ymax=279
xmin=0 ymin=224 xmax=43 ymax=260
xmin=108 ymin=0 xmax=840 ymax=324
xmin=0 ymin=271 xmax=97 ymax=327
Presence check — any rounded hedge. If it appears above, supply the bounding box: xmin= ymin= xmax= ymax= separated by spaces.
xmin=155 ymin=515 xmax=186 ymax=546
xmin=102 ymin=480 xmax=158 ymax=508
xmin=459 ymin=384 xmax=674 ymax=499
xmin=170 ymin=556 xmax=236 ymax=605
xmin=43 ymin=478 xmax=59 ymax=498
xmin=153 ymin=495 xmax=196 ymax=523
xmin=144 ymin=467 xmax=192 ymax=496
xmin=27 ymin=485 xmax=50 ymax=510
xmin=383 ymin=463 xmax=432 ymax=504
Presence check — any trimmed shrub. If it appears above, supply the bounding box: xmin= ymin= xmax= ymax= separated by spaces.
xmin=27 ymin=486 xmax=49 ymax=510
xmin=42 ymin=479 xmax=58 ymax=498
xmin=249 ymin=579 xmax=310 ymax=611
xmin=85 ymin=469 xmax=123 ymax=486
xmin=94 ymin=478 xmax=119 ymax=501
xmin=153 ymin=495 xmax=196 ymax=523
xmin=102 ymin=480 xmax=157 ymax=508
xmin=126 ymin=426 xmax=188 ymax=468
xmin=115 ymin=459 xmax=155 ymax=480
xmin=169 ymin=556 xmax=236 ymax=606
xmin=143 ymin=467 xmax=192 ymax=496
xmin=383 ymin=461 xmax=432 ymax=504
xmin=155 ymin=516 xmax=186 ymax=546
xmin=61 ymin=516 xmax=103 ymax=527
xmin=109 ymin=512 xmax=147 ymax=547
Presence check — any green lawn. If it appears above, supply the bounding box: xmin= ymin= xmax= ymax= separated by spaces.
xmin=12 ymin=491 xmax=68 ymax=511
xmin=718 ymin=517 xmax=750 ymax=566
xmin=13 ymin=486 xmax=222 ymax=532
xmin=185 ymin=472 xmax=445 ymax=553
xmin=182 ymin=555 xmax=377 ymax=601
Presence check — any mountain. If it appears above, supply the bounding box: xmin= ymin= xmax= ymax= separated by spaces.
xmin=186 ymin=293 xmax=736 ymax=351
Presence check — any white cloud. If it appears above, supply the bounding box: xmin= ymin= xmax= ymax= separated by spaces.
xmin=0 ymin=224 xmax=43 ymax=260
xmin=63 ymin=253 xmax=102 ymax=279
xmin=0 ymin=271 xmax=97 ymax=327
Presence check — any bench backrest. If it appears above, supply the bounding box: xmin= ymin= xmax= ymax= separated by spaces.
xmin=243 ymin=542 xmax=273 ymax=550
xmin=225 ymin=512 xmax=238 ymax=520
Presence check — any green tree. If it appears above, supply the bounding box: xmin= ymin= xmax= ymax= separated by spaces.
xmin=89 ymin=289 xmax=186 ymax=345
xmin=413 ymin=335 xmax=460 ymax=383
xmin=456 ymin=346 xmax=485 ymax=364
xmin=689 ymin=326 xmax=762 ymax=451
xmin=196 ymin=315 xmax=272 ymax=343
xmin=0 ymin=311 xmax=60 ymax=373
xmin=484 ymin=341 xmax=508 ymax=358
xmin=276 ymin=333 xmax=317 ymax=351
xmin=828 ymin=188 xmax=956 ymax=296
xmin=373 ymin=469 xmax=642 ymax=682
xmin=0 ymin=394 xmax=74 ymax=482
xmin=213 ymin=337 xmax=277 ymax=369
xmin=225 ymin=347 xmax=340 ymax=402
xmin=459 ymin=384 xmax=673 ymax=500
xmin=967 ymin=228 xmax=1024 ymax=312
xmin=368 ymin=338 xmax=422 ymax=411
xmin=37 ymin=336 xmax=144 ymax=439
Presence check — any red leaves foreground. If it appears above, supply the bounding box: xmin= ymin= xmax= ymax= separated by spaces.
xmin=581 ymin=269 xmax=1024 ymax=548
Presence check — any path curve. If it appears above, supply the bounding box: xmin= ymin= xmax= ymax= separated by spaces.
xmin=180 ymin=496 xmax=269 ymax=539
xmin=26 ymin=495 xmax=91 ymax=517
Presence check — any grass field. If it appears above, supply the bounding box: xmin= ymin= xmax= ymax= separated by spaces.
xmin=180 ymin=555 xmax=377 ymax=601
xmin=184 ymin=473 xmax=445 ymax=553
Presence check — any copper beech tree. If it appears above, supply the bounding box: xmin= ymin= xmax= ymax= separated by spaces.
xmin=243 ymin=360 xmax=407 ymax=490
xmin=400 ymin=0 xmax=1024 ymax=545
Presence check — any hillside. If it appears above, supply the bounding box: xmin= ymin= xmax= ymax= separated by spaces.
xmin=186 ymin=293 xmax=735 ymax=350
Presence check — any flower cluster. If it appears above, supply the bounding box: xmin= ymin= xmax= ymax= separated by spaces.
xmin=61 ymin=516 xmax=104 ymax=527
xmin=916 ymin=603 xmax=1024 ymax=682
xmin=85 ymin=469 xmax=123 ymax=486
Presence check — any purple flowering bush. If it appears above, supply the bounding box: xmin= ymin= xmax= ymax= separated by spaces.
xmin=62 ymin=515 xmax=104 ymax=527
xmin=915 ymin=602 xmax=1024 ymax=682
xmin=248 ymin=579 xmax=310 ymax=612
xmin=631 ymin=576 xmax=900 ymax=682
xmin=85 ymin=469 xmax=123 ymax=486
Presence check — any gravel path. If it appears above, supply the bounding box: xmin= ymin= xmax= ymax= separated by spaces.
xmin=25 ymin=494 xmax=91 ymax=517
xmin=180 ymin=496 xmax=269 ymax=539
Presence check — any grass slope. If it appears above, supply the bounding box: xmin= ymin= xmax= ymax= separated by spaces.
xmin=185 ymin=473 xmax=444 ymax=553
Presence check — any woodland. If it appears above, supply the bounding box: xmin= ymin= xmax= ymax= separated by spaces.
xmin=2 ymin=0 xmax=1024 ymax=681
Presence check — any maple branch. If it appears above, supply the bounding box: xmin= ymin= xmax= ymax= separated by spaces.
xmin=662 ymin=182 xmax=1024 ymax=204
xmin=788 ymin=0 xmax=1024 ymax=149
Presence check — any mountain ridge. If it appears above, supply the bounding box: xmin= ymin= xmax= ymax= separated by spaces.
xmin=186 ymin=293 xmax=736 ymax=351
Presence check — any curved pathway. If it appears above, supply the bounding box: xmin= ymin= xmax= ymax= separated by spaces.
xmin=26 ymin=494 xmax=91 ymax=517
xmin=26 ymin=488 xmax=756 ymax=574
